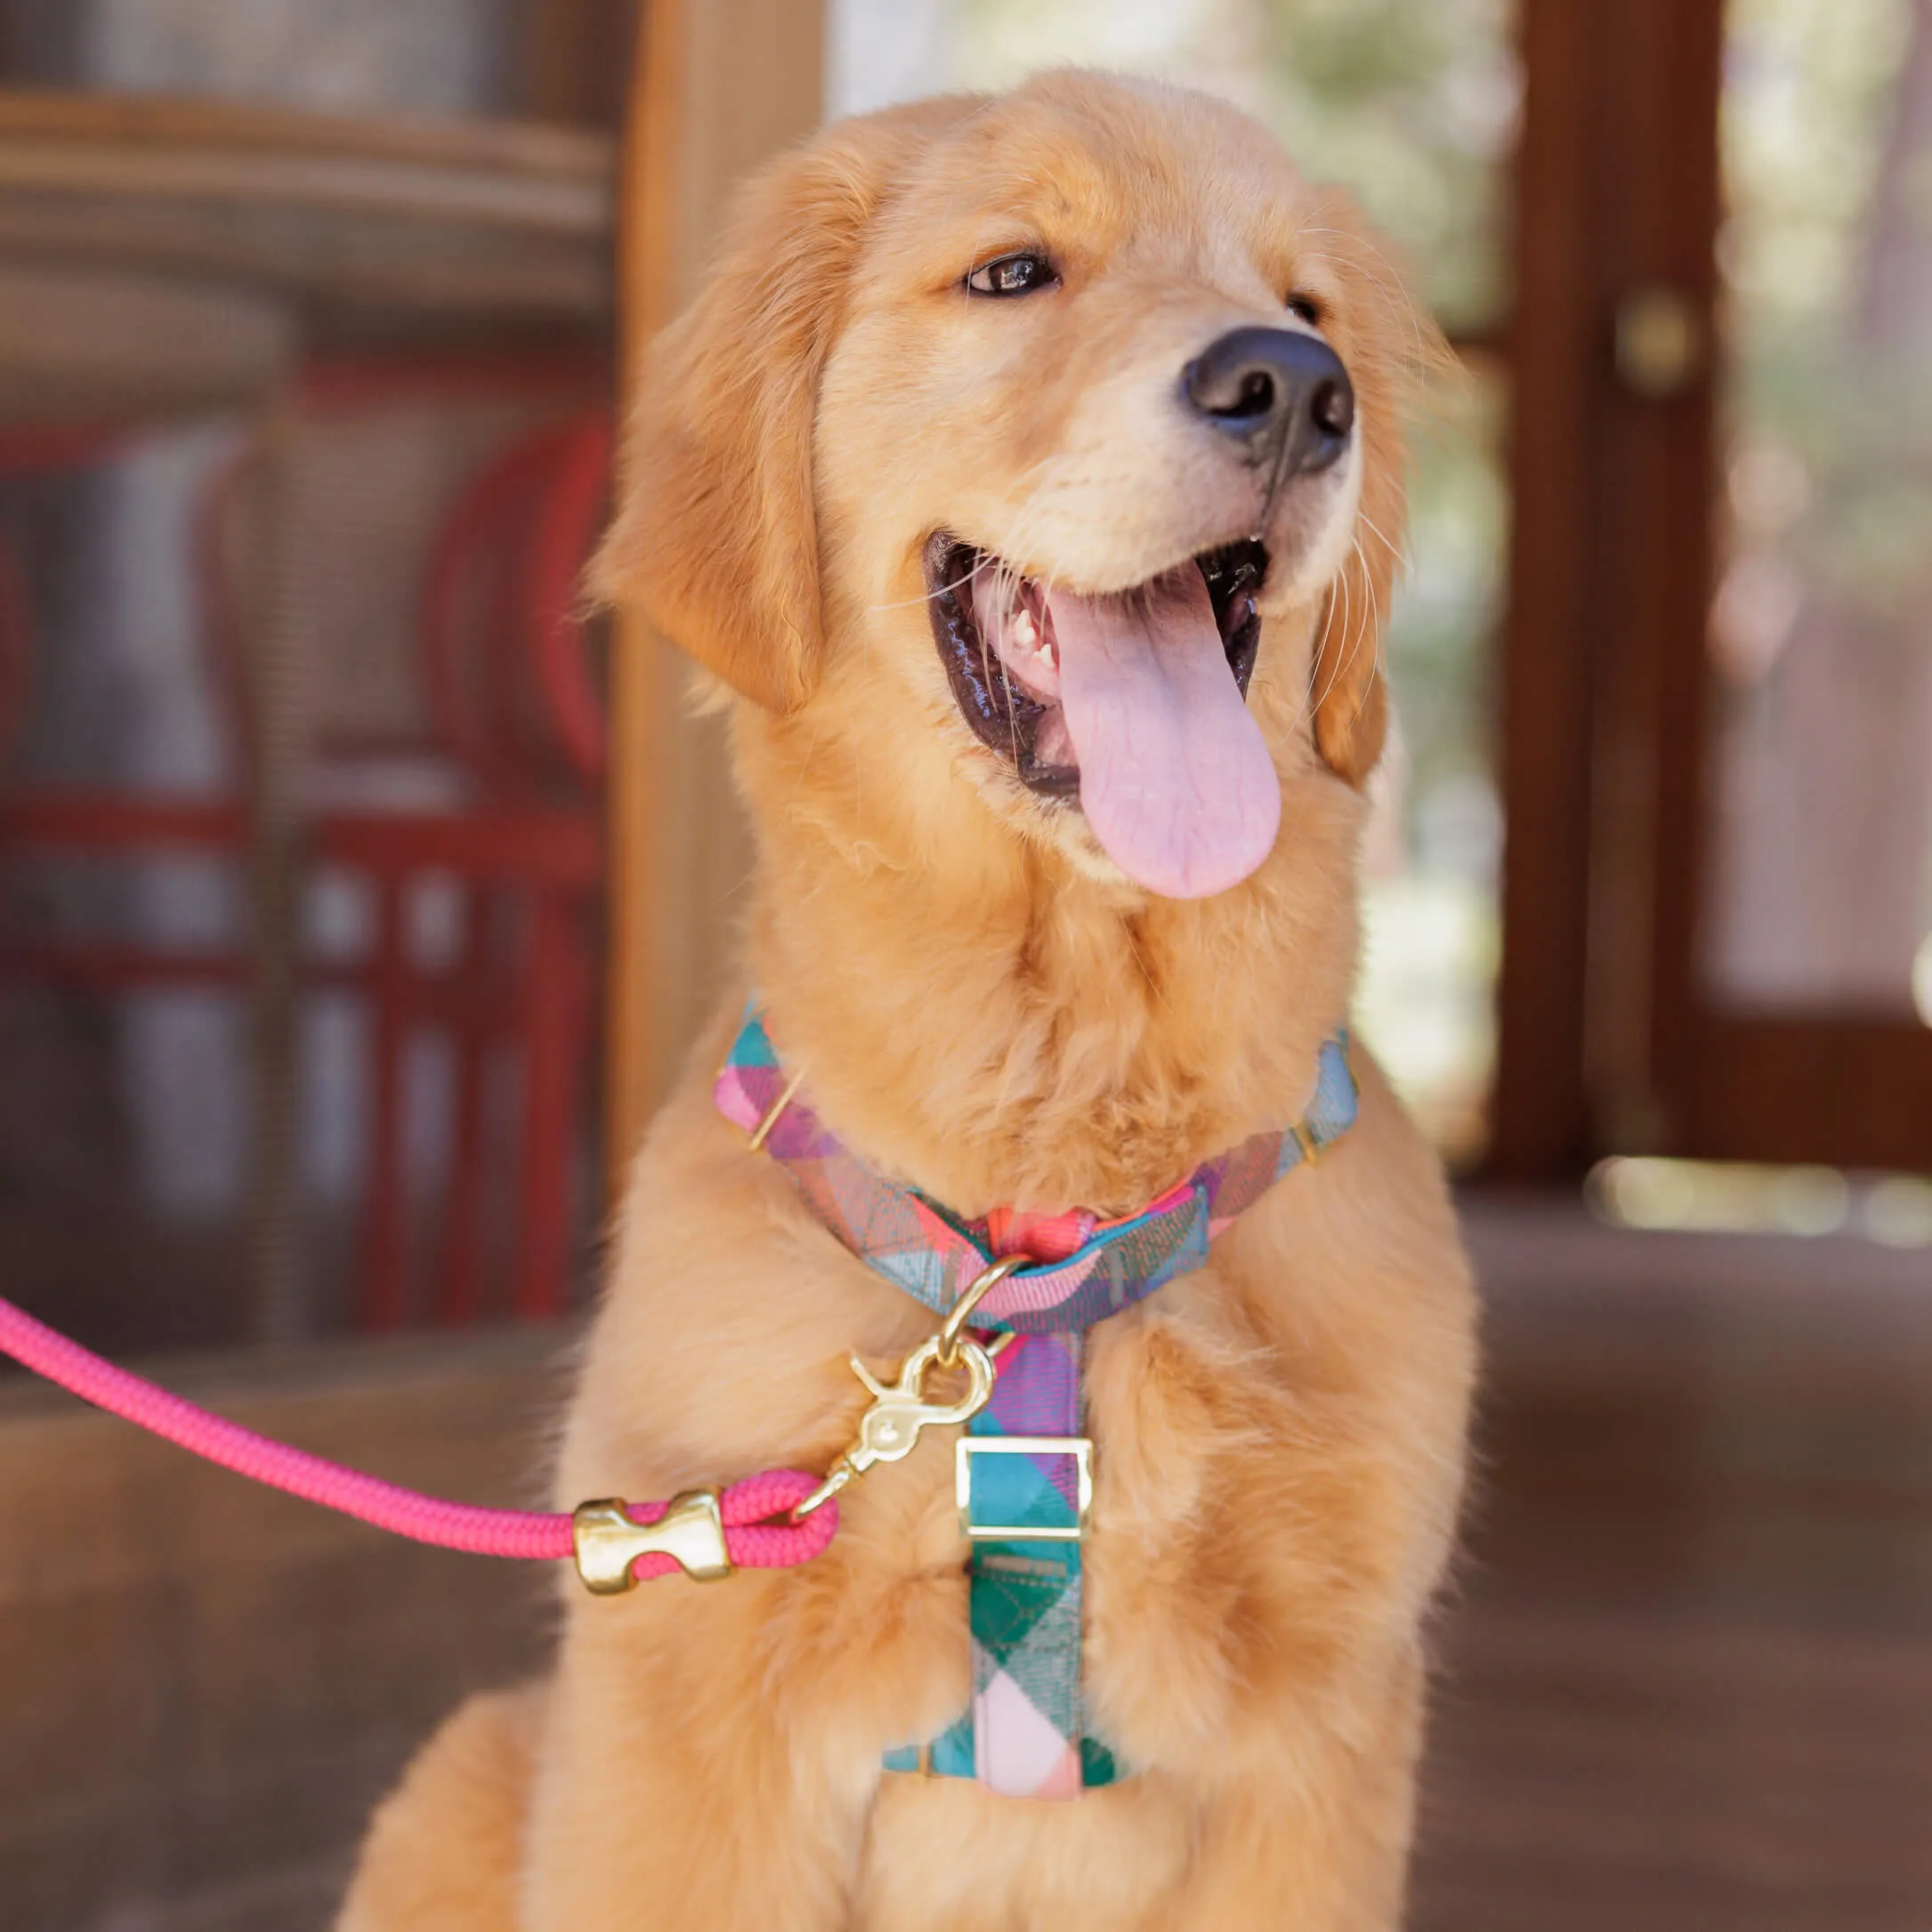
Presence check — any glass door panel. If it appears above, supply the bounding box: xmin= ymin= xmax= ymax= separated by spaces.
xmin=1706 ymin=0 xmax=1932 ymax=1024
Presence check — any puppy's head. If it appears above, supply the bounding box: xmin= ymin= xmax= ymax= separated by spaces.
xmin=597 ymin=73 xmax=1442 ymax=904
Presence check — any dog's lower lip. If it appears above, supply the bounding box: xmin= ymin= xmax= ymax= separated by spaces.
xmin=925 ymin=533 xmax=1268 ymax=799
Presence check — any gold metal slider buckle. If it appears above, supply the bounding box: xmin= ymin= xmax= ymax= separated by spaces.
xmin=571 ymin=1490 xmax=733 ymax=1594
xmin=956 ymin=1436 xmax=1094 ymax=1542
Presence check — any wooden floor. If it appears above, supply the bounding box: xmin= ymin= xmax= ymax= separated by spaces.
xmin=5 ymin=1199 xmax=1930 ymax=1928
xmin=1411 ymin=1200 xmax=1932 ymax=1932
xmin=0 ymin=1329 xmax=562 ymax=1932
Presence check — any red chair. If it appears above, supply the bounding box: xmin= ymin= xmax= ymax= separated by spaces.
xmin=0 ymin=363 xmax=614 ymax=1333
xmin=0 ymin=797 xmax=602 ymax=1323
xmin=195 ymin=355 xmax=615 ymax=1329
xmin=421 ymin=409 xmax=612 ymax=798
xmin=195 ymin=352 xmax=611 ymax=799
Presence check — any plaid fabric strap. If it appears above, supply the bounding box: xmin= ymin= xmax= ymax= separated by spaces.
xmin=925 ymin=1320 xmax=1115 ymax=1796
xmin=715 ymin=1010 xmax=1357 ymax=1799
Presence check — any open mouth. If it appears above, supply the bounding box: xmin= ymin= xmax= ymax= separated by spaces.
xmin=925 ymin=533 xmax=1267 ymax=796
xmin=923 ymin=532 xmax=1282 ymax=899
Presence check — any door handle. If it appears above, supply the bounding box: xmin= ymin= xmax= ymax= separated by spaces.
xmin=1613 ymin=284 xmax=1708 ymax=400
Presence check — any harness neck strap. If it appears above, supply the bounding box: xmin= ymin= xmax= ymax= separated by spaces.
xmin=715 ymin=1010 xmax=1358 ymax=1798
xmin=716 ymin=1013 xmax=1359 ymax=1336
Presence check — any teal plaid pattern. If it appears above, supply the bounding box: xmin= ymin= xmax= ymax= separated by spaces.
xmin=718 ymin=1008 xmax=1356 ymax=1800
xmin=883 ymin=1330 xmax=1110 ymax=1797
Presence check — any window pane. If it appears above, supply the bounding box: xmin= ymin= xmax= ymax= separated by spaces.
xmin=1705 ymin=0 xmax=1932 ymax=1023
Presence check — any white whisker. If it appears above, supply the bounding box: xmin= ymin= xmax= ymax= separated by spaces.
xmin=1355 ymin=508 xmax=1404 ymax=562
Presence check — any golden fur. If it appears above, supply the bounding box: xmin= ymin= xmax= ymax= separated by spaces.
xmin=341 ymin=70 xmax=1475 ymax=1932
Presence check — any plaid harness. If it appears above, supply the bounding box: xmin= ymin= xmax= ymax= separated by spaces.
xmin=715 ymin=1010 xmax=1358 ymax=1800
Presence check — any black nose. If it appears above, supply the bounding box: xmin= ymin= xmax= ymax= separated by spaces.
xmin=1182 ymin=326 xmax=1354 ymax=473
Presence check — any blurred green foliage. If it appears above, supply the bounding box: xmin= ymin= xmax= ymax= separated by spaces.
xmin=1391 ymin=374 xmax=1507 ymax=849
xmin=1250 ymin=0 xmax=1516 ymax=334
xmin=958 ymin=0 xmax=1516 ymax=330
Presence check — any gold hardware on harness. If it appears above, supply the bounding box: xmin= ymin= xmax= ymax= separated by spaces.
xmin=572 ymin=1490 xmax=732 ymax=1593
xmin=957 ymin=1436 xmax=1094 ymax=1541
xmin=747 ymin=1065 xmax=809 ymax=1152
xmin=936 ymin=1254 xmax=1029 ymax=1366
xmin=791 ymin=1331 xmax=998 ymax=1521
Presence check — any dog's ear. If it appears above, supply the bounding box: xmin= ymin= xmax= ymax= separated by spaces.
xmin=1306 ymin=192 xmax=1451 ymax=787
xmin=593 ymin=111 xmax=941 ymax=713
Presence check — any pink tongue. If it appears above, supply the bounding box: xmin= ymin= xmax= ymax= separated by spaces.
xmin=1049 ymin=566 xmax=1281 ymax=898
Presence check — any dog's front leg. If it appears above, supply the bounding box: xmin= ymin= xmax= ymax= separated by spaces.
xmin=1165 ymin=1646 xmax=1427 ymax=1932
xmin=519 ymin=1597 xmax=863 ymax=1931
xmin=1079 ymin=1243 xmax=1467 ymax=1927
xmin=520 ymin=1488 xmax=970 ymax=1932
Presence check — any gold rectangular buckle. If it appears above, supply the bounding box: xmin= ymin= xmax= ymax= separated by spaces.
xmin=955 ymin=1436 xmax=1093 ymax=1542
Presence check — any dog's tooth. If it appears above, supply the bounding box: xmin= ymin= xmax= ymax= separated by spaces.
xmin=1012 ymin=610 xmax=1039 ymax=651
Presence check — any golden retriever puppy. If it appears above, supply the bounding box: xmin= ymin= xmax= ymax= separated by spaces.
xmin=341 ymin=69 xmax=1475 ymax=1932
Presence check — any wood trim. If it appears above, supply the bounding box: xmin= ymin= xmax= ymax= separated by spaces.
xmin=0 ymin=86 xmax=614 ymax=177
xmin=1580 ymin=0 xmax=1725 ymax=1158
xmin=0 ymin=136 xmax=610 ymax=231
xmin=605 ymin=0 xmax=684 ymax=1192
xmin=621 ymin=0 xmax=685 ymax=344
xmin=1492 ymin=0 xmax=1932 ymax=1176
xmin=1488 ymin=0 xmax=1601 ymax=1179
xmin=1490 ymin=0 xmax=1726 ymax=1179
xmin=1685 ymin=1018 xmax=1932 ymax=1170
xmin=0 ymin=90 xmax=617 ymax=326
xmin=519 ymin=0 xmax=635 ymax=130
xmin=1624 ymin=0 xmax=1726 ymax=1156
xmin=1638 ymin=0 xmax=1932 ymax=1176
xmin=603 ymin=0 xmax=824 ymax=1192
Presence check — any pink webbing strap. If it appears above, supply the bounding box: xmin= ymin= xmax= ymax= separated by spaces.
xmin=0 ymin=1295 xmax=836 ymax=1575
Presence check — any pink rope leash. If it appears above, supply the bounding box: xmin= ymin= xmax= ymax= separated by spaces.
xmin=0 ymin=1295 xmax=837 ymax=1578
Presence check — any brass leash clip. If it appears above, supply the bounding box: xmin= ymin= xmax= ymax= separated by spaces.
xmin=789 ymin=1333 xmax=997 ymax=1520
xmin=790 ymin=1256 xmax=1027 ymax=1523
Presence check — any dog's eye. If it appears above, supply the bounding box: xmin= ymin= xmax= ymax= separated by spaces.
xmin=1286 ymin=294 xmax=1323 ymax=327
xmin=966 ymin=252 xmax=1056 ymax=298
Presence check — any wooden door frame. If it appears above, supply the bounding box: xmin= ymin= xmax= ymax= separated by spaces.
xmin=605 ymin=0 xmax=824 ymax=1184
xmin=1493 ymin=0 xmax=1932 ymax=1180
xmin=1491 ymin=0 xmax=1727 ymax=1181
xmin=1487 ymin=0 xmax=1603 ymax=1180
xmin=1641 ymin=11 xmax=1932 ymax=1173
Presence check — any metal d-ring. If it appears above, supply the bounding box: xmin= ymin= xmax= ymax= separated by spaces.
xmin=937 ymin=1254 xmax=1030 ymax=1366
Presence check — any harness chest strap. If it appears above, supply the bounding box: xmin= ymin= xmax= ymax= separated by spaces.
xmin=921 ymin=1322 xmax=1105 ymax=1796
xmin=716 ymin=1009 xmax=1359 ymax=1799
